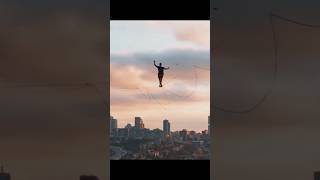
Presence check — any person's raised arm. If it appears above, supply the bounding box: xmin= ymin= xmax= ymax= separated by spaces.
xmin=154 ymin=60 xmax=158 ymax=67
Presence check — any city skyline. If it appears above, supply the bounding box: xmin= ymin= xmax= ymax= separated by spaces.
xmin=110 ymin=21 xmax=210 ymax=132
xmin=110 ymin=115 xmax=209 ymax=133
xmin=110 ymin=115 xmax=210 ymax=160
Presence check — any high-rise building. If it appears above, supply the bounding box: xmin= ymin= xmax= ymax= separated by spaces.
xmin=0 ymin=166 xmax=11 ymax=180
xmin=125 ymin=123 xmax=133 ymax=137
xmin=110 ymin=116 xmax=118 ymax=137
xmin=163 ymin=119 xmax=170 ymax=136
xmin=135 ymin=117 xmax=144 ymax=129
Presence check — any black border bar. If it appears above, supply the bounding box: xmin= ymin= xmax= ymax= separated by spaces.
xmin=110 ymin=0 xmax=210 ymax=20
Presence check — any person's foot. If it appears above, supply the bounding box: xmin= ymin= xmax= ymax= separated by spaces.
xmin=159 ymin=84 xmax=163 ymax=87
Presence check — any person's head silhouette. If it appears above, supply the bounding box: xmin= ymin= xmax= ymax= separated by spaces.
xmin=159 ymin=63 xmax=162 ymax=67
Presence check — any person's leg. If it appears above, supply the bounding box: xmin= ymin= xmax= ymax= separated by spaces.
xmin=158 ymin=74 xmax=161 ymax=86
xmin=160 ymin=76 xmax=163 ymax=87
xmin=158 ymin=73 xmax=163 ymax=87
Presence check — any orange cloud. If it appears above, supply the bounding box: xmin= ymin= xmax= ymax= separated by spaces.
xmin=110 ymin=63 xmax=152 ymax=89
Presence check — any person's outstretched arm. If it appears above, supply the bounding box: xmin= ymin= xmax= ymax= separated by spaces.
xmin=165 ymin=66 xmax=170 ymax=70
xmin=154 ymin=60 xmax=158 ymax=67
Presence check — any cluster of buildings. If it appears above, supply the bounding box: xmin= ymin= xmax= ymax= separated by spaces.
xmin=110 ymin=116 xmax=210 ymax=140
xmin=110 ymin=115 xmax=211 ymax=160
xmin=110 ymin=116 xmax=173 ymax=140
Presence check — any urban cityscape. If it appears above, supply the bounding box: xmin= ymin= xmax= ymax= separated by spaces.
xmin=110 ymin=115 xmax=211 ymax=160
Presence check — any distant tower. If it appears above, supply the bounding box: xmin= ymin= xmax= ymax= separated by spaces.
xmin=135 ymin=117 xmax=144 ymax=129
xmin=80 ymin=175 xmax=99 ymax=180
xmin=0 ymin=166 xmax=11 ymax=180
xmin=163 ymin=119 xmax=170 ymax=136
xmin=110 ymin=116 xmax=118 ymax=137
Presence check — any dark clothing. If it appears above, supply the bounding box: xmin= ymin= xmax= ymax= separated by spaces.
xmin=156 ymin=66 xmax=165 ymax=74
xmin=154 ymin=62 xmax=168 ymax=87
xmin=158 ymin=73 xmax=164 ymax=78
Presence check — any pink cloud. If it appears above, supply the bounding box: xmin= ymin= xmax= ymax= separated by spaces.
xmin=145 ymin=21 xmax=210 ymax=47
xmin=175 ymin=27 xmax=209 ymax=46
xmin=110 ymin=63 xmax=152 ymax=89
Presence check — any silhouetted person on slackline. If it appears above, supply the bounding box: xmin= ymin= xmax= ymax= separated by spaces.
xmin=154 ymin=60 xmax=169 ymax=87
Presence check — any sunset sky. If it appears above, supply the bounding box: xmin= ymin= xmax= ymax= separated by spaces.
xmin=110 ymin=21 xmax=210 ymax=132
